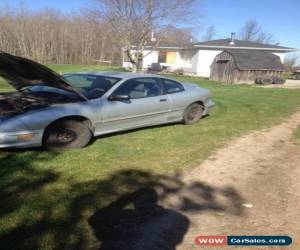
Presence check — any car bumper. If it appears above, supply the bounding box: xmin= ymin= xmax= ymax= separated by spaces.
xmin=203 ymin=99 xmax=215 ymax=115
xmin=0 ymin=130 xmax=43 ymax=148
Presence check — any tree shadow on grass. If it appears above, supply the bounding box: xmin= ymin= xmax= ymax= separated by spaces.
xmin=89 ymin=187 xmax=190 ymax=250
xmin=0 ymin=151 xmax=62 ymax=247
xmin=0 ymin=151 xmax=245 ymax=250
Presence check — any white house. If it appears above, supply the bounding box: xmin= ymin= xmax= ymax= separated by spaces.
xmin=123 ymin=36 xmax=296 ymax=77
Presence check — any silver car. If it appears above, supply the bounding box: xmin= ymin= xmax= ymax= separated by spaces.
xmin=0 ymin=52 xmax=214 ymax=150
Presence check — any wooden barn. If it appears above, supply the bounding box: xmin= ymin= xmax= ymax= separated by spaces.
xmin=210 ymin=50 xmax=285 ymax=84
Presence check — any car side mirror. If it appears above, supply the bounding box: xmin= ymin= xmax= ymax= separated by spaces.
xmin=108 ymin=94 xmax=130 ymax=101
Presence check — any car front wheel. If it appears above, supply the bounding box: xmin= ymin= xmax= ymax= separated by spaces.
xmin=43 ymin=119 xmax=92 ymax=151
xmin=183 ymin=103 xmax=204 ymax=125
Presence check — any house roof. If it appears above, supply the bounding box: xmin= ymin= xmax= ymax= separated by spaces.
xmin=223 ymin=50 xmax=285 ymax=71
xmin=130 ymin=38 xmax=297 ymax=52
xmin=194 ymin=38 xmax=296 ymax=52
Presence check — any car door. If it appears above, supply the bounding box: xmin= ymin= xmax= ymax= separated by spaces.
xmin=161 ymin=78 xmax=187 ymax=122
xmin=99 ymin=77 xmax=171 ymax=134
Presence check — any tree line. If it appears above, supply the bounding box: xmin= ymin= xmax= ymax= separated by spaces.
xmin=0 ymin=8 xmax=122 ymax=65
xmin=0 ymin=1 xmax=196 ymax=66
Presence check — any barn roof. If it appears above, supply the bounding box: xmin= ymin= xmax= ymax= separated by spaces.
xmin=224 ymin=50 xmax=285 ymax=71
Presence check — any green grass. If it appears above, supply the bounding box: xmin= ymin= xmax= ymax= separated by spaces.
xmin=0 ymin=78 xmax=12 ymax=92
xmin=49 ymin=64 xmax=125 ymax=74
xmin=283 ymin=72 xmax=292 ymax=80
xmin=1 ymin=65 xmax=300 ymax=249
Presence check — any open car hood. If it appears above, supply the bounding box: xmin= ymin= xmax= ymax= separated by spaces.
xmin=0 ymin=52 xmax=87 ymax=100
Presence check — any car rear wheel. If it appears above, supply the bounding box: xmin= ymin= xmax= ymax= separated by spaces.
xmin=183 ymin=103 xmax=204 ymax=125
xmin=43 ymin=120 xmax=92 ymax=151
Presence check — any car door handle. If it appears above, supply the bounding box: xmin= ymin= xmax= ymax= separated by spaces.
xmin=159 ymin=98 xmax=168 ymax=102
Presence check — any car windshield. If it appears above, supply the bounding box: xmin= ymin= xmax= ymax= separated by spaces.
xmin=22 ymin=74 xmax=121 ymax=99
xmin=64 ymin=74 xmax=121 ymax=99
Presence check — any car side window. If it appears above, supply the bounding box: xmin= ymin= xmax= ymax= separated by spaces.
xmin=162 ymin=79 xmax=184 ymax=94
xmin=113 ymin=78 xmax=163 ymax=99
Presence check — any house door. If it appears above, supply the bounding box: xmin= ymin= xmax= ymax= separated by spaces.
xmin=217 ymin=61 xmax=226 ymax=81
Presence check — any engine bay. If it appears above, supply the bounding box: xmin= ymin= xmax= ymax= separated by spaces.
xmin=0 ymin=91 xmax=80 ymax=117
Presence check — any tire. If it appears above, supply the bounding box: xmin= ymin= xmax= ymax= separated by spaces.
xmin=272 ymin=77 xmax=285 ymax=84
xmin=271 ymin=77 xmax=279 ymax=84
xmin=261 ymin=77 xmax=272 ymax=85
xmin=43 ymin=119 xmax=92 ymax=151
xmin=255 ymin=77 xmax=262 ymax=84
xmin=183 ymin=103 xmax=204 ymax=125
xmin=278 ymin=78 xmax=285 ymax=84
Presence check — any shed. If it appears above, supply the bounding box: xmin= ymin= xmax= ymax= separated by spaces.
xmin=293 ymin=67 xmax=300 ymax=73
xmin=210 ymin=50 xmax=285 ymax=84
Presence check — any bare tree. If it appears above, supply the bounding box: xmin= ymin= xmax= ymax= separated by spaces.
xmin=284 ymin=53 xmax=300 ymax=72
xmin=0 ymin=2 xmax=199 ymax=66
xmin=0 ymin=7 xmax=123 ymax=65
xmin=156 ymin=26 xmax=194 ymax=46
xmin=92 ymin=0 xmax=201 ymax=72
xmin=239 ymin=19 xmax=274 ymax=44
xmin=202 ymin=25 xmax=216 ymax=41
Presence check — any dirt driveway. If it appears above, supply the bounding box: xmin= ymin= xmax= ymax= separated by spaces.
xmin=161 ymin=111 xmax=300 ymax=249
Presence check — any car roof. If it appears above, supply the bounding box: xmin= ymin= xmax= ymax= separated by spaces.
xmin=64 ymin=71 xmax=169 ymax=80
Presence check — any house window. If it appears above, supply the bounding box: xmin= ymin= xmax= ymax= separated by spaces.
xmin=158 ymin=51 xmax=167 ymax=63
xmin=166 ymin=52 xmax=177 ymax=64
xmin=158 ymin=51 xmax=177 ymax=64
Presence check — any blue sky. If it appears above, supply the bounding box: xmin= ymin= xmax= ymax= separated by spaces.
xmin=4 ymin=0 xmax=300 ymax=50
xmin=202 ymin=0 xmax=300 ymax=49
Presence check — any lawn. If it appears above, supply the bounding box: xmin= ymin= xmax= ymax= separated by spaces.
xmin=1 ymin=65 xmax=300 ymax=249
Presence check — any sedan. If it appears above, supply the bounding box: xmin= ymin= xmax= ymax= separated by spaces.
xmin=0 ymin=52 xmax=214 ymax=150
